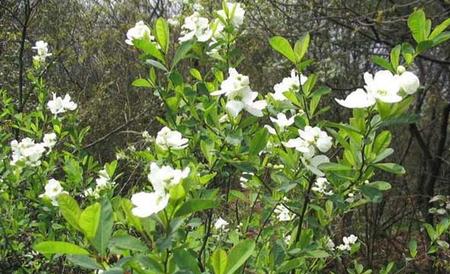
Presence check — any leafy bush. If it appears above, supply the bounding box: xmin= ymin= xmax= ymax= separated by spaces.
xmin=1 ymin=3 xmax=449 ymax=273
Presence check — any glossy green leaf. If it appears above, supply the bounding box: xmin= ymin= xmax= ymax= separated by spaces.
xmin=210 ymin=248 xmax=228 ymax=274
xmin=174 ymin=199 xmax=216 ymax=217
xmin=269 ymin=36 xmax=297 ymax=64
xmin=34 ymin=241 xmax=89 ymax=255
xmin=225 ymin=240 xmax=255 ymax=274
xmin=155 ymin=18 xmax=169 ymax=53
xmin=79 ymin=203 xmax=101 ymax=240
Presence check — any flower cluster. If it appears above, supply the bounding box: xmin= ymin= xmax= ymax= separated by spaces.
xmin=336 ymin=67 xmax=420 ymax=109
xmin=179 ymin=12 xmax=212 ymax=42
xmin=270 ymin=69 xmax=308 ymax=102
xmin=11 ymin=133 xmax=57 ymax=167
xmin=284 ymin=126 xmax=332 ymax=176
xmin=311 ymin=177 xmax=333 ymax=196
xmin=214 ymin=217 xmax=229 ymax=231
xmin=39 ymin=179 xmax=67 ymax=206
xmin=131 ymin=162 xmax=190 ymax=218
xmin=155 ymin=126 xmax=188 ymax=150
xmin=274 ymin=203 xmax=294 ymax=221
xmin=47 ymin=93 xmax=77 ymax=115
xmin=336 ymin=234 xmax=358 ymax=251
xmin=211 ymin=68 xmax=267 ymax=117
xmin=32 ymin=41 xmax=52 ymax=63
xmin=125 ymin=21 xmax=153 ymax=45
xmin=84 ymin=169 xmax=115 ymax=199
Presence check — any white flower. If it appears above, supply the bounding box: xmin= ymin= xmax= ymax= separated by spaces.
xmin=39 ymin=179 xmax=67 ymax=206
xmin=284 ymin=126 xmax=332 ymax=158
xmin=125 ymin=21 xmax=153 ymax=45
xmin=216 ymin=2 xmax=246 ymax=28
xmin=148 ymin=162 xmax=190 ymax=193
xmin=312 ymin=177 xmax=333 ymax=195
xmin=345 ymin=192 xmax=355 ymax=203
xmin=10 ymin=138 xmax=46 ymax=167
xmin=47 ymin=93 xmax=77 ymax=115
xmin=42 ymin=133 xmax=57 ymax=149
xmin=264 ymin=125 xmax=277 ymax=135
xmin=335 ymin=88 xmax=376 ymax=109
xmin=364 ymin=70 xmax=402 ymax=103
xmin=131 ymin=191 xmax=169 ymax=218
xmin=179 ymin=12 xmax=212 ymax=42
xmin=326 ymin=237 xmax=335 ymax=250
xmin=167 ymin=17 xmax=179 ymax=26
xmin=274 ymin=204 xmax=294 ymax=221
xmin=270 ymin=113 xmax=295 ymax=131
xmin=396 ymin=70 xmax=420 ymax=95
xmin=32 ymin=40 xmax=52 ymax=62
xmin=284 ymin=234 xmax=291 ymax=244
xmin=337 ymin=234 xmax=358 ymax=251
xmin=301 ymin=155 xmax=329 ymax=176
xmin=239 ymin=171 xmax=254 ymax=189
xmin=84 ymin=169 xmax=115 ymax=198
xmin=271 ymin=70 xmax=307 ymax=101
xmin=142 ymin=131 xmax=152 ymax=142
xmin=211 ymin=68 xmax=266 ymax=117
xmin=155 ymin=127 xmax=188 ymax=150
xmin=214 ymin=217 xmax=229 ymax=231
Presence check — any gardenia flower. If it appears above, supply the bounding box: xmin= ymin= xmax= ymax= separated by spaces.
xmin=326 ymin=237 xmax=335 ymax=250
xmin=32 ymin=40 xmax=52 ymax=62
xmin=364 ymin=70 xmax=402 ymax=103
xmin=10 ymin=138 xmax=46 ymax=167
xmin=337 ymin=234 xmax=358 ymax=251
xmin=274 ymin=204 xmax=294 ymax=221
xmin=312 ymin=177 xmax=333 ymax=195
xmin=155 ymin=126 xmax=188 ymax=150
xmin=125 ymin=21 xmax=153 ymax=45
xmin=179 ymin=12 xmax=212 ymax=42
xmin=148 ymin=162 xmax=190 ymax=193
xmin=214 ymin=217 xmax=229 ymax=231
xmin=264 ymin=125 xmax=276 ymax=135
xmin=131 ymin=191 xmax=169 ymax=218
xmin=47 ymin=93 xmax=77 ymax=115
xmin=284 ymin=126 xmax=332 ymax=158
xmin=335 ymin=88 xmax=376 ymax=109
xmin=395 ymin=68 xmax=420 ymax=95
xmin=42 ymin=133 xmax=57 ymax=149
xmin=270 ymin=113 xmax=295 ymax=131
xmin=216 ymin=2 xmax=246 ymax=28
xmin=39 ymin=179 xmax=67 ymax=206
xmin=211 ymin=68 xmax=267 ymax=117
xmin=271 ymin=69 xmax=307 ymax=101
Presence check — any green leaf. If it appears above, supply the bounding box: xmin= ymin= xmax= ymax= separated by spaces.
xmin=34 ymin=241 xmax=89 ymax=255
xmin=210 ymin=249 xmax=228 ymax=274
xmin=145 ymin=59 xmax=168 ymax=72
xmin=429 ymin=18 xmax=450 ymax=39
xmin=431 ymin=31 xmax=450 ymax=47
xmin=373 ymin=130 xmax=392 ymax=154
xmin=269 ymin=36 xmax=297 ymax=64
xmin=66 ymin=255 xmax=102 ymax=270
xmin=306 ymin=250 xmax=329 ymax=258
xmin=190 ymin=68 xmax=202 ymax=80
xmin=79 ymin=203 xmax=101 ymax=240
xmin=401 ymin=43 xmax=415 ymax=64
xmin=371 ymin=56 xmax=393 ymax=71
xmin=174 ymin=199 xmax=217 ymax=217
xmin=320 ymin=162 xmax=353 ymax=171
xmin=225 ymin=240 xmax=255 ymax=274
xmin=373 ymin=163 xmax=405 ymax=175
xmin=390 ymin=45 xmax=401 ymax=69
xmin=294 ymin=33 xmax=310 ymax=62
xmin=132 ymin=78 xmax=152 ymax=88
xmin=92 ymin=199 xmax=113 ymax=256
xmin=133 ymin=39 xmax=166 ymax=64
xmin=249 ymin=127 xmax=269 ymax=155
xmin=373 ymin=148 xmax=394 ymax=163
xmin=369 ymin=181 xmax=392 ymax=191
xmin=408 ymin=9 xmax=428 ymax=42
xmin=173 ymin=248 xmax=201 ymax=274
xmin=109 ymin=235 xmax=148 ymax=252
xmin=58 ymin=194 xmax=81 ymax=231
xmin=154 ymin=18 xmax=170 ymax=53
xmin=172 ymin=40 xmax=194 ymax=69
xmin=408 ymin=240 xmax=417 ymax=258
